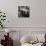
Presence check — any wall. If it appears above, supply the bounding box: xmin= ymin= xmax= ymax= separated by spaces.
xmin=0 ymin=0 xmax=46 ymax=27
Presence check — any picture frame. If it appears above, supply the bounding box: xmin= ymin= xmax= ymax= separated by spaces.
xmin=18 ymin=6 xmax=30 ymax=18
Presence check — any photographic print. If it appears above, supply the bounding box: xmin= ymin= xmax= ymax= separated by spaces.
xmin=18 ymin=6 xmax=30 ymax=17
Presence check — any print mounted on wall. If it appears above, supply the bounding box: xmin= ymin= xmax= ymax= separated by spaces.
xmin=18 ymin=6 xmax=30 ymax=18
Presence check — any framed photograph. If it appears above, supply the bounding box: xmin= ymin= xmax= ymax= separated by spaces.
xmin=18 ymin=6 xmax=30 ymax=18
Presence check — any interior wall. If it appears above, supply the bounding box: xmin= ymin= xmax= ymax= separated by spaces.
xmin=0 ymin=0 xmax=46 ymax=27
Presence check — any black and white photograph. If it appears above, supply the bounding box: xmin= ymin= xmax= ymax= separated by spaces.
xmin=18 ymin=6 xmax=30 ymax=17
